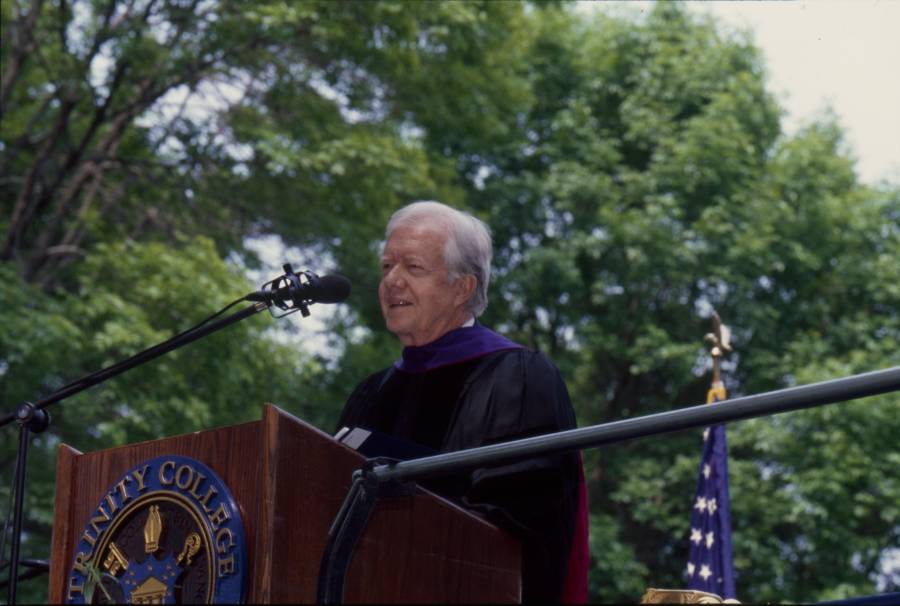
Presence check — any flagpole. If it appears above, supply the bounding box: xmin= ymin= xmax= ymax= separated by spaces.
xmin=686 ymin=311 xmax=737 ymax=599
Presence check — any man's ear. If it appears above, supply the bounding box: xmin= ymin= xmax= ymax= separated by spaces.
xmin=453 ymin=274 xmax=477 ymax=307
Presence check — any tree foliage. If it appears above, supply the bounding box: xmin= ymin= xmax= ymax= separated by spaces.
xmin=460 ymin=6 xmax=899 ymax=602
xmin=1 ymin=1 xmax=897 ymax=603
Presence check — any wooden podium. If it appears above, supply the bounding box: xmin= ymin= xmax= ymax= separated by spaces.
xmin=48 ymin=405 xmax=522 ymax=603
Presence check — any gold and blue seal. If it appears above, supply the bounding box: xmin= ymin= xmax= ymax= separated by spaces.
xmin=65 ymin=455 xmax=247 ymax=604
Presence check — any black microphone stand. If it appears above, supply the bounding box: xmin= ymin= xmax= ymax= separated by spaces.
xmin=0 ymin=263 xmax=325 ymax=603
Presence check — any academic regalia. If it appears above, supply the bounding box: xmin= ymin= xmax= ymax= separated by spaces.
xmin=337 ymin=324 xmax=589 ymax=604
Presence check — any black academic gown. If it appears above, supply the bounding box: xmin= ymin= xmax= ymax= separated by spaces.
xmin=337 ymin=349 xmax=580 ymax=604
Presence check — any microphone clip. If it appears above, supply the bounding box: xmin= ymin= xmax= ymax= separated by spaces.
xmin=261 ymin=263 xmax=320 ymax=318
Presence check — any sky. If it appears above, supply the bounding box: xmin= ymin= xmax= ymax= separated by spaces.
xmin=585 ymin=0 xmax=900 ymax=186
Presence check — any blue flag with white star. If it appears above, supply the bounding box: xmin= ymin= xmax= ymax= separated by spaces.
xmin=685 ymin=394 xmax=736 ymax=598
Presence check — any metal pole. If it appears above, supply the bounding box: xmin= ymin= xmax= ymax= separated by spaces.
xmin=7 ymin=423 xmax=29 ymax=606
xmin=372 ymin=365 xmax=900 ymax=483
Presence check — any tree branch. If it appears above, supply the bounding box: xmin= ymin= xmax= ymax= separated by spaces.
xmin=0 ymin=0 xmax=46 ymax=115
xmin=1 ymin=94 xmax=78 ymax=261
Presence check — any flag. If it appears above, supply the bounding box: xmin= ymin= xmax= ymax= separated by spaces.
xmin=685 ymin=384 xmax=736 ymax=599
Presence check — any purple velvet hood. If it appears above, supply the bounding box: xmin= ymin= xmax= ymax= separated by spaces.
xmin=396 ymin=324 xmax=523 ymax=373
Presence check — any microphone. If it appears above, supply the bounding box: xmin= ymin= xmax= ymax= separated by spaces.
xmin=245 ymin=265 xmax=351 ymax=316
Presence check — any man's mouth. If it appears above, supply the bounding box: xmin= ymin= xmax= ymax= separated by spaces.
xmin=389 ymin=299 xmax=412 ymax=308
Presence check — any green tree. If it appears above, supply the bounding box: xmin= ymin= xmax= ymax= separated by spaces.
xmin=449 ymin=4 xmax=899 ymax=602
xmin=1 ymin=0 xmax=531 ymax=287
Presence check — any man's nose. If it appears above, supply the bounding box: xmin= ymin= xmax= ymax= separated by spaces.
xmin=384 ymin=265 xmax=406 ymax=287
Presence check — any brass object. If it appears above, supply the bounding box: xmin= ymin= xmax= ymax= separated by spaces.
xmin=703 ymin=311 xmax=732 ymax=393
xmin=131 ymin=575 xmax=168 ymax=604
xmin=176 ymin=532 xmax=202 ymax=567
xmin=143 ymin=504 xmax=162 ymax=553
xmin=640 ymin=588 xmax=740 ymax=603
xmin=102 ymin=542 xmax=129 ymax=576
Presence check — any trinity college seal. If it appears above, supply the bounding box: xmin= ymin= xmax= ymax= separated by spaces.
xmin=65 ymin=456 xmax=246 ymax=604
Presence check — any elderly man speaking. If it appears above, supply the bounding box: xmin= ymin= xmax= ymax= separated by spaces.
xmin=337 ymin=201 xmax=588 ymax=604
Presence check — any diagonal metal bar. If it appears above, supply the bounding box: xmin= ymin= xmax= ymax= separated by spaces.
xmin=371 ymin=365 xmax=900 ymax=484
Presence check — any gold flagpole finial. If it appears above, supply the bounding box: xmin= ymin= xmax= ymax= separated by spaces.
xmin=703 ymin=311 xmax=732 ymax=402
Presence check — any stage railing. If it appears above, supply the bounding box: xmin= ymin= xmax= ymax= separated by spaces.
xmin=317 ymin=365 xmax=900 ymax=603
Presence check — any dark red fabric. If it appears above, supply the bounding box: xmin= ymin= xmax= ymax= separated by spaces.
xmin=561 ymin=453 xmax=590 ymax=603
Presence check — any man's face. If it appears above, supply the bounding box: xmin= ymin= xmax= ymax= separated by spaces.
xmin=379 ymin=223 xmax=473 ymax=347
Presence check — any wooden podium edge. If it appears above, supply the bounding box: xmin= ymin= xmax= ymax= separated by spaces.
xmin=252 ymin=403 xmax=280 ymax=603
xmin=48 ymin=443 xmax=82 ymax=603
xmin=254 ymin=403 xmax=347 ymax=603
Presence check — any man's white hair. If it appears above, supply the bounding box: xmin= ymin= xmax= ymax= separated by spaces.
xmin=385 ymin=201 xmax=492 ymax=317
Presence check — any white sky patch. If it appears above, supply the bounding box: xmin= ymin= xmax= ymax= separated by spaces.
xmin=135 ymin=78 xmax=245 ymax=129
xmin=878 ymin=547 xmax=900 ymax=591
xmin=579 ymin=0 xmax=900 ymax=186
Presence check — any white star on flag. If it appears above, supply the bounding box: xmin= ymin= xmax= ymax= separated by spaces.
xmin=691 ymin=528 xmax=703 ymax=545
xmin=686 ymin=422 xmax=735 ymax=597
xmin=687 ymin=562 xmax=696 ymax=577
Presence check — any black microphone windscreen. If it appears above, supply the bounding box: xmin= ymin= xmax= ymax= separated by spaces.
xmin=317 ymin=274 xmax=351 ymax=303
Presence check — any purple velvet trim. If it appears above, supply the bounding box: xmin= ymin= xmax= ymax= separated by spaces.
xmin=396 ymin=324 xmax=524 ymax=373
